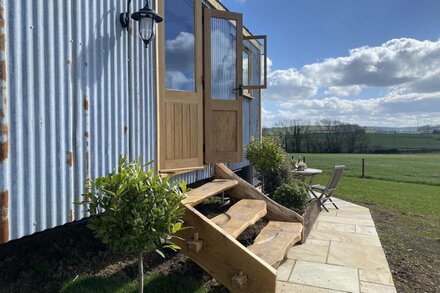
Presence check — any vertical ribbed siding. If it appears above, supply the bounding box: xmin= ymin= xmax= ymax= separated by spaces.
xmin=4 ymin=0 xmax=156 ymax=241
xmin=129 ymin=0 xmax=156 ymax=164
xmin=2 ymin=0 xmax=260 ymax=241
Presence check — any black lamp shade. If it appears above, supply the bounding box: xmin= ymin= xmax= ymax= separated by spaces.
xmin=131 ymin=2 xmax=163 ymax=47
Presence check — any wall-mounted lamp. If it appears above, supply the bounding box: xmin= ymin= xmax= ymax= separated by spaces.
xmin=120 ymin=0 xmax=163 ymax=47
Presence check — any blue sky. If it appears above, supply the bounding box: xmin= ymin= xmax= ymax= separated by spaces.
xmin=222 ymin=0 xmax=440 ymax=127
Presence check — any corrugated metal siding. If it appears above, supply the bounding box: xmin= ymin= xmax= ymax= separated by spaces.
xmin=3 ymin=0 xmax=156 ymax=241
xmin=1 ymin=0 xmax=260 ymax=242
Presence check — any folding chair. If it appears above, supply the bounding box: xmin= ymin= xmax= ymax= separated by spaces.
xmin=309 ymin=165 xmax=345 ymax=212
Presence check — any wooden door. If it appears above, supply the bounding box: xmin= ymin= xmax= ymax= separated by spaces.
xmin=157 ymin=0 xmax=204 ymax=172
xmin=204 ymin=8 xmax=243 ymax=163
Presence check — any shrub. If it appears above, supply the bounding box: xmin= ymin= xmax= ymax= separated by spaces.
xmin=272 ymin=180 xmax=310 ymax=213
xmin=77 ymin=156 xmax=186 ymax=293
xmin=245 ymin=137 xmax=293 ymax=195
xmin=245 ymin=137 xmax=287 ymax=174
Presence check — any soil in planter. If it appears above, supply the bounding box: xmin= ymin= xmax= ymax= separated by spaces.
xmin=0 ymin=196 xmax=271 ymax=293
xmin=0 ymin=219 xmax=229 ymax=292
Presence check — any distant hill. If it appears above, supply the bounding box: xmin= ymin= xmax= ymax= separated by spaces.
xmin=366 ymin=125 xmax=440 ymax=133
xmin=366 ymin=126 xmax=418 ymax=133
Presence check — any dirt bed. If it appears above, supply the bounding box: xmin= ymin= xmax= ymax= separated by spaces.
xmin=358 ymin=202 xmax=440 ymax=293
xmin=0 ymin=198 xmax=269 ymax=293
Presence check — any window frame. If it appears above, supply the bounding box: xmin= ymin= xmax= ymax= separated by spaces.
xmin=242 ymin=35 xmax=267 ymax=90
xmin=164 ymin=0 xmax=200 ymax=93
xmin=242 ymin=46 xmax=254 ymax=99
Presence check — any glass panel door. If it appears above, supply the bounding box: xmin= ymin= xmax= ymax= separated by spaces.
xmin=203 ymin=8 xmax=243 ymax=163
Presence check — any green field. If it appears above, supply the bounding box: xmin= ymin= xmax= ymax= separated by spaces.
xmin=368 ymin=132 xmax=440 ymax=151
xmin=298 ymin=153 xmax=440 ymax=185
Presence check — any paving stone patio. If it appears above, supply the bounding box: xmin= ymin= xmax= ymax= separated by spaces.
xmin=277 ymin=198 xmax=397 ymax=293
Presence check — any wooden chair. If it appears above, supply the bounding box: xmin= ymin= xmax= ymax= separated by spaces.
xmin=309 ymin=165 xmax=345 ymax=212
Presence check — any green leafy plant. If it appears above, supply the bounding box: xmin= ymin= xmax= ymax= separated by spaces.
xmin=77 ymin=156 xmax=186 ymax=293
xmin=245 ymin=137 xmax=293 ymax=195
xmin=272 ymin=180 xmax=310 ymax=213
xmin=246 ymin=137 xmax=287 ymax=174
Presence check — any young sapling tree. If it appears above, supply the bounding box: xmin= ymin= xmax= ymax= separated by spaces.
xmin=77 ymin=156 xmax=186 ymax=293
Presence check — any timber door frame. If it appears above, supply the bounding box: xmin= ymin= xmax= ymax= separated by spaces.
xmin=157 ymin=0 xmax=204 ymax=173
xmin=203 ymin=8 xmax=244 ymax=163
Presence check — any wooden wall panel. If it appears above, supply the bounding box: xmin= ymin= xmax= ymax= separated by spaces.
xmin=164 ymin=101 xmax=201 ymax=162
xmin=213 ymin=111 xmax=237 ymax=152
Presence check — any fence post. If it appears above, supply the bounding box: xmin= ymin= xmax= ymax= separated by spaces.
xmin=303 ymin=156 xmax=306 ymax=163
xmin=362 ymin=158 xmax=365 ymax=178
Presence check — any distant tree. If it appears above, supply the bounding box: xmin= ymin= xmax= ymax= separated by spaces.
xmin=340 ymin=124 xmax=369 ymax=153
xmin=275 ymin=119 xmax=306 ymax=153
xmin=320 ymin=119 xmax=344 ymax=153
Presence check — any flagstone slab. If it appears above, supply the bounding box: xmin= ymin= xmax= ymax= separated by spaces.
xmin=277 ymin=281 xmax=346 ymax=293
xmin=315 ymin=221 xmax=356 ymax=233
xmin=327 ymin=242 xmax=390 ymax=271
xmin=356 ymin=225 xmax=378 ymax=236
xmin=360 ymin=281 xmax=397 ymax=293
xmin=359 ymin=269 xmax=394 ymax=286
xmin=277 ymin=259 xmax=295 ymax=282
xmin=289 ymin=261 xmax=359 ymax=292
xmin=287 ymin=239 xmax=329 ymax=263
xmin=316 ymin=214 xmax=375 ymax=226
xmin=305 ymin=239 xmax=330 ymax=246
xmin=309 ymin=228 xmax=382 ymax=246
xmin=337 ymin=212 xmax=373 ymax=220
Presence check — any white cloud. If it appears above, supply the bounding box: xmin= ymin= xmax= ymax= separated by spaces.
xmin=325 ymin=85 xmax=363 ymax=97
xmin=263 ymin=91 xmax=440 ymax=127
xmin=263 ymin=38 xmax=440 ymax=126
xmin=265 ymin=68 xmax=318 ymax=101
xmin=165 ymin=32 xmax=195 ymax=72
xmin=166 ymin=71 xmax=194 ymax=90
xmin=302 ymin=38 xmax=440 ymax=87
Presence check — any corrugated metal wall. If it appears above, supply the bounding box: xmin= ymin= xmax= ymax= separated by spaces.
xmin=0 ymin=0 xmax=260 ymax=242
xmin=2 ymin=0 xmax=158 ymax=241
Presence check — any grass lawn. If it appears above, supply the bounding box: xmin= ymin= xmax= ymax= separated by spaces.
xmin=61 ymin=274 xmax=207 ymax=293
xmin=304 ymin=153 xmax=440 ymax=292
xmin=298 ymin=153 xmax=440 ymax=185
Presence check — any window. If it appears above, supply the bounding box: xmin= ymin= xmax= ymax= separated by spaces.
xmin=242 ymin=35 xmax=267 ymax=90
xmin=165 ymin=0 xmax=196 ymax=91
xmin=210 ymin=17 xmax=238 ymax=100
xmin=242 ymin=48 xmax=251 ymax=97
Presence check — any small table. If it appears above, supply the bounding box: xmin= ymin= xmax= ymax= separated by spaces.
xmin=291 ymin=168 xmax=322 ymax=183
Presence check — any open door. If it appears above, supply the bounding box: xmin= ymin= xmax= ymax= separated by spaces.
xmin=157 ymin=0 xmax=204 ymax=173
xmin=204 ymin=8 xmax=243 ymax=163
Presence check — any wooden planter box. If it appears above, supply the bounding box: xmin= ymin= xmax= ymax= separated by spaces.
xmin=300 ymin=199 xmax=321 ymax=242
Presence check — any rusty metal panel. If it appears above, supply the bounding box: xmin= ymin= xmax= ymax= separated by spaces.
xmin=0 ymin=0 xmax=9 ymax=243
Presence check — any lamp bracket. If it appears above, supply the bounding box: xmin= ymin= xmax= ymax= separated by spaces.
xmin=120 ymin=12 xmax=129 ymax=28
